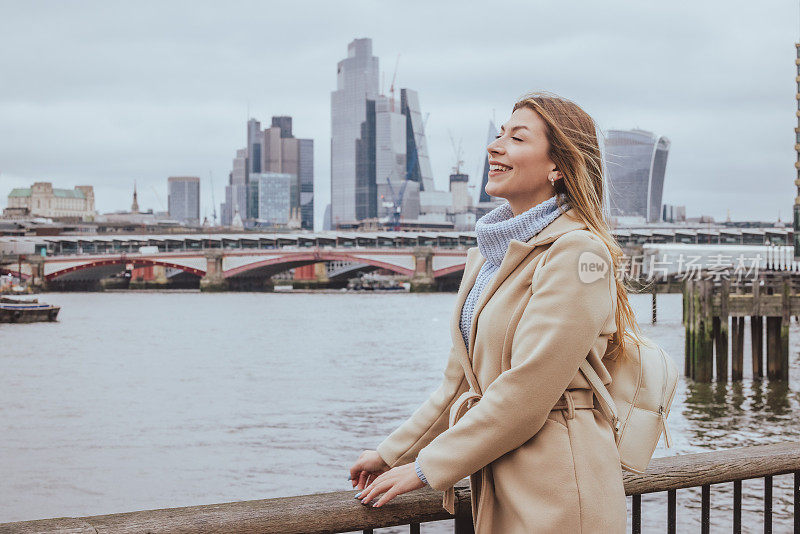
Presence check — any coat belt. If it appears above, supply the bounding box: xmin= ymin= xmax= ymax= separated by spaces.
xmin=440 ymin=388 xmax=596 ymax=514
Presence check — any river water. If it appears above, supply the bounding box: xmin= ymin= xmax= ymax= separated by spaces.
xmin=1 ymin=291 xmax=799 ymax=533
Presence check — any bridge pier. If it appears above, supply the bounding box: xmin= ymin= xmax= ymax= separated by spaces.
xmin=200 ymin=250 xmax=228 ymax=292
xmin=410 ymin=247 xmax=436 ymax=292
xmin=291 ymin=263 xmax=330 ymax=289
xmin=129 ymin=265 xmax=169 ymax=289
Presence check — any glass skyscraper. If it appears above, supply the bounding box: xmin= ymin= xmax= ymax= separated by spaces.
xmin=331 ymin=38 xmax=379 ymax=227
xmin=252 ymin=172 xmax=291 ymax=226
xmin=331 ymin=39 xmax=438 ymax=228
xmin=401 ymin=88 xmax=434 ymax=193
xmin=167 ymin=176 xmax=201 ymax=224
xmin=604 ymin=129 xmax=670 ymax=223
xmin=221 ymin=118 xmax=314 ymax=229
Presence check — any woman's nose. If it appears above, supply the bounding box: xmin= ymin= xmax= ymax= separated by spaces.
xmin=487 ymin=140 xmax=504 ymax=156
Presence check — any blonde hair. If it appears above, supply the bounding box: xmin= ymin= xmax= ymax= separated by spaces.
xmin=512 ymin=91 xmax=644 ymax=359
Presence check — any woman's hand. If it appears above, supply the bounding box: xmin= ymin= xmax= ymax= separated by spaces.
xmin=349 ymin=450 xmax=389 ymax=490
xmin=354 ymin=462 xmax=425 ymax=508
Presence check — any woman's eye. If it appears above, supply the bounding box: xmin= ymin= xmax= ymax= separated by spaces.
xmin=512 ymin=137 xmax=523 ymax=142
xmin=494 ymin=135 xmax=501 ymax=139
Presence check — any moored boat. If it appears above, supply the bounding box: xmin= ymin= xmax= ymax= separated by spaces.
xmin=0 ymin=299 xmax=60 ymax=323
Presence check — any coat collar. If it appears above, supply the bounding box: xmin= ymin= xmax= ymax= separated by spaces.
xmin=450 ymin=207 xmax=588 ymax=393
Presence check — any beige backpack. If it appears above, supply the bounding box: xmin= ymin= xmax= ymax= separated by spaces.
xmin=579 ymin=335 xmax=679 ymax=474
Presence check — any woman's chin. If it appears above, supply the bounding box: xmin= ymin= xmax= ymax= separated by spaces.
xmin=484 ymin=186 xmax=507 ymax=200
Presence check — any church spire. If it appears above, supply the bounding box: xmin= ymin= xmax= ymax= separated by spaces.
xmin=131 ymin=181 xmax=139 ymax=213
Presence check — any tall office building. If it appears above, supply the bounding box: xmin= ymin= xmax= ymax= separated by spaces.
xmin=250 ymin=172 xmax=291 ymax=226
xmin=221 ymin=148 xmax=247 ymax=226
xmin=221 ymin=117 xmax=314 ymax=229
xmin=331 ymin=38 xmax=438 ymax=228
xmin=604 ymin=129 xmax=670 ymax=223
xmin=331 ymin=38 xmax=379 ymax=227
xmin=376 ymin=95 xmax=412 ymax=220
xmin=168 ymin=176 xmax=201 ymax=224
xmin=401 ymin=88 xmax=434 ymax=193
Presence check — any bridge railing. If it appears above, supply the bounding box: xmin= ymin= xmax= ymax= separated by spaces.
xmin=3 ymin=441 xmax=799 ymax=534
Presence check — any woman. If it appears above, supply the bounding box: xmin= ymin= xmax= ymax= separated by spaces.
xmin=348 ymin=92 xmax=643 ymax=533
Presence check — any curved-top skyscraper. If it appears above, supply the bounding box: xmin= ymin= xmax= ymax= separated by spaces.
xmin=604 ymin=129 xmax=670 ymax=223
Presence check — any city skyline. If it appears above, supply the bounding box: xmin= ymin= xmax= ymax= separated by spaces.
xmin=0 ymin=2 xmax=797 ymax=228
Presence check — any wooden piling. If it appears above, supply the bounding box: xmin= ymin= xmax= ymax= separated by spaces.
xmin=694 ymin=279 xmax=714 ymax=382
xmin=780 ymin=274 xmax=791 ymax=380
xmin=714 ymin=279 xmax=729 ymax=381
xmin=766 ymin=316 xmax=781 ymax=380
xmin=751 ymin=277 xmax=763 ymax=379
xmin=731 ymin=316 xmax=744 ymax=380
xmin=684 ymin=279 xmax=693 ymax=378
xmin=652 ymin=284 xmax=657 ymax=324
xmin=751 ymin=316 xmax=763 ymax=379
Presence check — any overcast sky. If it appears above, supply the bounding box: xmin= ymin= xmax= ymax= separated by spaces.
xmin=0 ymin=1 xmax=797 ymax=229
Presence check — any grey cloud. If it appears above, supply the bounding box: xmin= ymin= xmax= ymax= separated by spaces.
xmin=0 ymin=0 xmax=796 ymax=224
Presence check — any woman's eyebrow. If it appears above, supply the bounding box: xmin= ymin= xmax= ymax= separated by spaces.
xmin=499 ymin=125 xmax=530 ymax=133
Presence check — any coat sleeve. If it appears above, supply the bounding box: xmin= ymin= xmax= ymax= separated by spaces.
xmin=375 ymin=343 xmax=469 ymax=467
xmin=415 ymin=231 xmax=616 ymax=490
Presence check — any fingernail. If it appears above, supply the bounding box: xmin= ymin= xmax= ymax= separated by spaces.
xmin=354 ymin=492 xmax=362 ymax=498
xmin=372 ymin=503 xmax=380 ymax=508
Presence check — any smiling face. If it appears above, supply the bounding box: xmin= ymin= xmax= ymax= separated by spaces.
xmin=485 ymin=107 xmax=558 ymax=215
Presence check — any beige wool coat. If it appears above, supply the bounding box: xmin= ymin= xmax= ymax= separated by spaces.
xmin=376 ymin=207 xmax=627 ymax=533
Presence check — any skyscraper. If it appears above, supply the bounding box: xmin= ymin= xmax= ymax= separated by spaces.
xmin=251 ymin=172 xmax=292 ymax=226
xmin=331 ymin=38 xmax=379 ymax=227
xmin=221 ymin=149 xmax=247 ymax=226
xmin=401 ymin=88 xmax=434 ymax=193
xmin=331 ymin=38 xmax=438 ymax=228
xmin=168 ymin=176 xmax=201 ymax=224
xmin=221 ymin=117 xmax=314 ymax=229
xmin=604 ymin=129 xmax=670 ymax=223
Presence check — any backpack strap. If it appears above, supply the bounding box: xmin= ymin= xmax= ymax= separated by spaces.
xmin=578 ymin=360 xmax=621 ymax=440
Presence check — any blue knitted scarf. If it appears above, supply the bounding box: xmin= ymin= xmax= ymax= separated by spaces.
xmin=459 ymin=194 xmax=567 ymax=350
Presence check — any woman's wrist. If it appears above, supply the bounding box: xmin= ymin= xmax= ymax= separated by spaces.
xmin=414 ymin=458 xmax=429 ymax=485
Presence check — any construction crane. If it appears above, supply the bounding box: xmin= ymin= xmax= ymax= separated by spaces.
xmin=389 ymin=54 xmax=400 ymax=112
xmin=380 ymin=168 xmax=411 ymax=231
xmin=449 ymin=130 xmax=464 ymax=174
xmin=208 ymin=171 xmax=217 ymax=226
xmin=150 ymin=186 xmax=165 ymax=212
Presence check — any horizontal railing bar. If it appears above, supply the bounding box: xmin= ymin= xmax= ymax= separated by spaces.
xmin=623 ymin=441 xmax=800 ymax=495
xmin=3 ymin=442 xmax=800 ymax=534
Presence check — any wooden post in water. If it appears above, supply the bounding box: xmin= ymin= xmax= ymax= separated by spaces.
xmin=780 ymin=274 xmax=791 ymax=382
xmin=714 ymin=279 xmax=729 ymax=381
xmin=731 ymin=316 xmax=744 ymax=380
xmin=684 ymin=279 xmax=693 ymax=378
xmin=751 ymin=277 xmax=764 ymax=379
xmin=682 ymin=280 xmax=686 ymax=326
xmin=652 ymin=283 xmax=657 ymax=324
xmin=686 ymin=279 xmax=698 ymax=379
xmin=766 ymin=316 xmax=781 ymax=380
xmin=694 ymin=279 xmax=714 ymax=382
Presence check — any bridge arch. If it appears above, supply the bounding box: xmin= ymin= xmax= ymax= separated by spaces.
xmin=224 ymin=251 xmax=414 ymax=279
xmin=46 ymin=258 xmax=205 ymax=281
